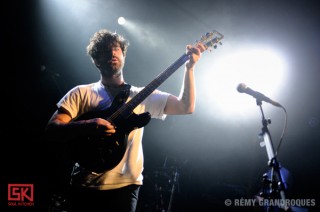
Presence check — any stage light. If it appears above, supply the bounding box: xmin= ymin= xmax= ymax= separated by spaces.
xmin=197 ymin=45 xmax=288 ymax=120
xmin=118 ymin=17 xmax=126 ymax=25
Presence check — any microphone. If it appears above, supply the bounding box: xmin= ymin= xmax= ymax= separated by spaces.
xmin=237 ymin=83 xmax=282 ymax=107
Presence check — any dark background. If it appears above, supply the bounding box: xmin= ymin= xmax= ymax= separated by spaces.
xmin=2 ymin=0 xmax=320 ymax=211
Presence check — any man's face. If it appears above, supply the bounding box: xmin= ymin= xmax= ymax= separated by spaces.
xmin=96 ymin=43 xmax=125 ymax=77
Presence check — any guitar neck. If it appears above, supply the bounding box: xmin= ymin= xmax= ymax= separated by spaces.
xmin=117 ymin=53 xmax=190 ymax=117
xmin=131 ymin=53 xmax=189 ymax=107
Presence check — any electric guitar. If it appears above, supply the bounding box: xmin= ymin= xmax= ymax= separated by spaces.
xmin=69 ymin=31 xmax=224 ymax=173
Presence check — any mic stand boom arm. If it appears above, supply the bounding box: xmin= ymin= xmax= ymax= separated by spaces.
xmin=256 ymin=99 xmax=290 ymax=211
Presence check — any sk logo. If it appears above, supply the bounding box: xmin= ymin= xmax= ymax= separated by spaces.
xmin=8 ymin=184 xmax=34 ymax=202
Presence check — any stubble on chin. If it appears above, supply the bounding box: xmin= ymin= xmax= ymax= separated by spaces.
xmin=100 ymin=57 xmax=125 ymax=78
xmin=101 ymin=65 xmax=122 ymax=78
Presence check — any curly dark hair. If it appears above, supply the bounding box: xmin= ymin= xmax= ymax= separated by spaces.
xmin=86 ymin=29 xmax=129 ymax=61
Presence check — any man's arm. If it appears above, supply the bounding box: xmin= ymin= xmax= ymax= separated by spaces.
xmin=45 ymin=109 xmax=116 ymax=141
xmin=164 ymin=44 xmax=204 ymax=115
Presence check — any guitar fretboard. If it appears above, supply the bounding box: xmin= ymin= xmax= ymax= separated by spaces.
xmin=109 ymin=53 xmax=190 ymax=121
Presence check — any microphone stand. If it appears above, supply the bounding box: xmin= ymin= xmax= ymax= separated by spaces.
xmin=255 ymin=99 xmax=290 ymax=212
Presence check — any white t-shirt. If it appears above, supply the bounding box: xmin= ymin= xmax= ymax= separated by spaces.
xmin=57 ymin=80 xmax=170 ymax=190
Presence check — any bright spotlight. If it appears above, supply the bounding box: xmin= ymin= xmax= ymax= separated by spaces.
xmin=118 ymin=17 xmax=126 ymax=25
xmin=197 ymin=45 xmax=288 ymax=120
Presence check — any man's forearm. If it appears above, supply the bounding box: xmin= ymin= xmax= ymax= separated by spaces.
xmin=178 ymin=65 xmax=196 ymax=114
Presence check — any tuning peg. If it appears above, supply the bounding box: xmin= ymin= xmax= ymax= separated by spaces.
xmin=219 ymin=42 xmax=222 ymax=45
xmin=206 ymin=32 xmax=212 ymax=37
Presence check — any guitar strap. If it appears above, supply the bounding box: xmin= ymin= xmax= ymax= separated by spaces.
xmin=122 ymin=83 xmax=132 ymax=100
xmin=105 ymin=83 xmax=131 ymax=100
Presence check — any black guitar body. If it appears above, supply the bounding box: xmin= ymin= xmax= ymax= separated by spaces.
xmin=68 ymin=88 xmax=151 ymax=173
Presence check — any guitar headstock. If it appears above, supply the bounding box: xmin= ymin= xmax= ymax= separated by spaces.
xmin=196 ymin=30 xmax=224 ymax=52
